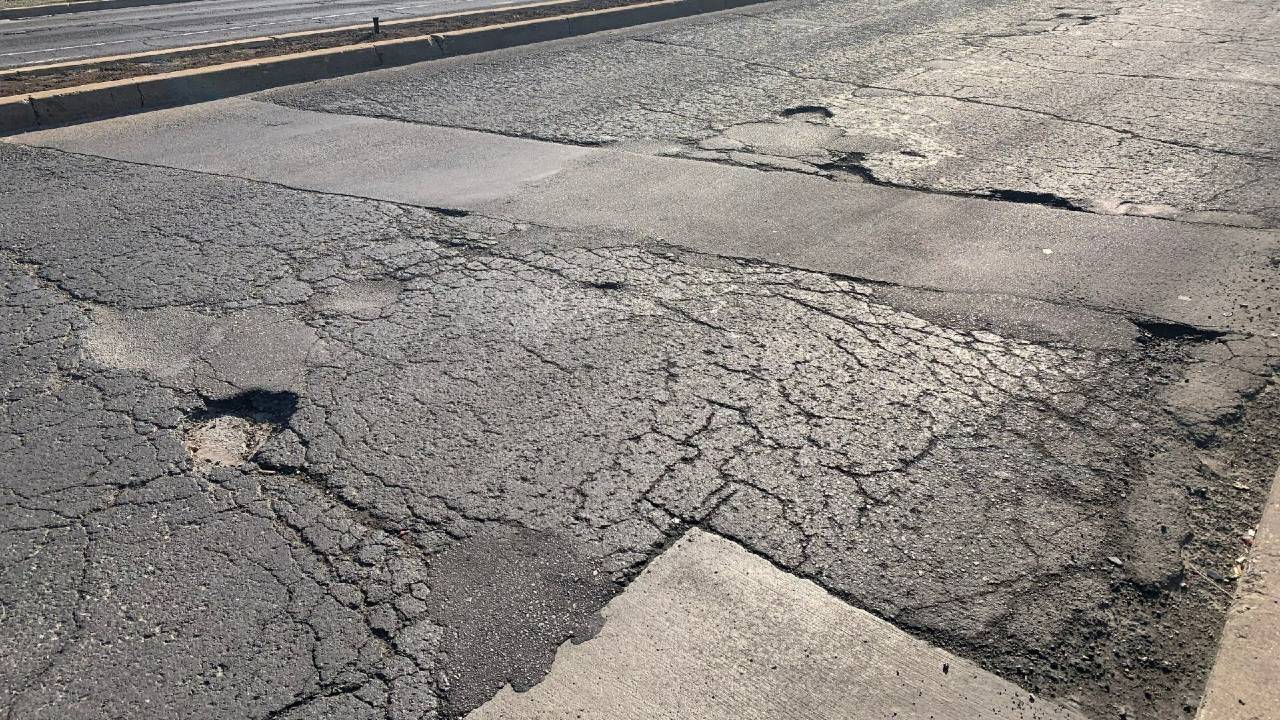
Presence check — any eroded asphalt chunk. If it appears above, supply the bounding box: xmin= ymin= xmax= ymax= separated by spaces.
xmin=1 ymin=137 xmax=1276 ymax=719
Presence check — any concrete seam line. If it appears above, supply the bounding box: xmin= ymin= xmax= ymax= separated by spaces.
xmin=0 ymin=0 xmax=774 ymax=135
xmin=0 ymin=0 xmax=593 ymax=76
xmin=0 ymin=0 xmax=193 ymax=21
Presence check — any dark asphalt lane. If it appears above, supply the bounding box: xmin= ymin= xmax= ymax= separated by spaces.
xmin=0 ymin=0 xmax=529 ymax=68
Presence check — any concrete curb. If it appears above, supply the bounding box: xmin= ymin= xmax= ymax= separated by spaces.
xmin=0 ymin=0 xmax=766 ymax=135
xmin=0 ymin=0 xmax=189 ymax=21
xmin=0 ymin=0 xmax=585 ymax=77
xmin=1197 ymin=463 xmax=1280 ymax=719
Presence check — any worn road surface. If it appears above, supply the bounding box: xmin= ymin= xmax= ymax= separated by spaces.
xmin=0 ymin=0 xmax=525 ymax=68
xmin=1 ymin=0 xmax=1278 ymax=719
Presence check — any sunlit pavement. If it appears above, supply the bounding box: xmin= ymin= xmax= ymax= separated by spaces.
xmin=1 ymin=1 xmax=1278 ymax=718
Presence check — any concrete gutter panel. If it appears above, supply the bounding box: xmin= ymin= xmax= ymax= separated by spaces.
xmin=468 ymin=529 xmax=1085 ymax=720
xmin=9 ymin=99 xmax=595 ymax=206
xmin=1198 ymin=467 xmax=1280 ymax=720
xmin=437 ymin=19 xmax=576 ymax=55
xmin=12 ymin=98 xmax=1277 ymax=341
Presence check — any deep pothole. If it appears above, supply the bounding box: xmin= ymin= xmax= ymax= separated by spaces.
xmin=779 ymin=104 xmax=834 ymax=119
xmin=1131 ymin=318 xmax=1228 ymax=343
xmin=183 ymin=390 xmax=298 ymax=466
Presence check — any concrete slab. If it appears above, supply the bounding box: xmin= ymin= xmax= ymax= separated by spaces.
xmin=467 ymin=529 xmax=1085 ymax=720
xmin=11 ymin=98 xmax=1277 ymax=340
xmin=1198 ymin=466 xmax=1280 ymax=720
xmin=483 ymin=149 xmax=1280 ymax=339
xmin=9 ymin=98 xmax=593 ymax=207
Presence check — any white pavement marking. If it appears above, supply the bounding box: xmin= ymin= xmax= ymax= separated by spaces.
xmin=467 ymin=529 xmax=1085 ymax=720
xmin=0 ymin=38 xmax=134 ymax=58
xmin=1198 ymin=465 xmax=1280 ymax=720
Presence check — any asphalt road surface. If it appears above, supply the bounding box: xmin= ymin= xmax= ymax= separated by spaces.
xmin=0 ymin=0 xmax=527 ymax=68
xmin=1 ymin=0 xmax=1278 ymax=719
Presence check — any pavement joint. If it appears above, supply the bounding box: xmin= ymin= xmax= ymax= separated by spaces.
xmin=14 ymin=130 xmax=1260 ymax=342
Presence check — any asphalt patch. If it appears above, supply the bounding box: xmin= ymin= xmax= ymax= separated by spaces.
xmin=426 ymin=525 xmax=617 ymax=718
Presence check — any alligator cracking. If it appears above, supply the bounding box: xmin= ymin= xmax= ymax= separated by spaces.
xmin=0 ymin=138 xmax=1277 ymax=720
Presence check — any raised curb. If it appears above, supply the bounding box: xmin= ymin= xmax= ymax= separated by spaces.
xmin=0 ymin=0 xmax=586 ymax=76
xmin=0 ymin=0 xmax=765 ymax=134
xmin=0 ymin=94 xmax=37 ymax=128
xmin=0 ymin=0 xmax=189 ymax=21
xmin=1197 ymin=463 xmax=1280 ymax=719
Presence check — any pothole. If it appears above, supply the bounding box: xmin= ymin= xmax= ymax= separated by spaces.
xmin=183 ymin=390 xmax=299 ymax=467
xmin=984 ymin=188 xmax=1084 ymax=210
xmin=816 ymin=151 xmax=878 ymax=182
xmin=426 ymin=206 xmax=471 ymax=218
xmin=1131 ymin=318 xmax=1228 ymax=343
xmin=779 ymin=105 xmax=834 ymax=119
xmin=583 ymin=277 xmax=626 ymax=290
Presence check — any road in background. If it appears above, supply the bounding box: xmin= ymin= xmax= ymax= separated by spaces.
xmin=0 ymin=0 xmax=528 ymax=67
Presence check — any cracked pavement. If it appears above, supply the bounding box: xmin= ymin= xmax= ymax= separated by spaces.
xmin=2 ymin=0 xmax=1279 ymax=719
xmin=269 ymin=0 xmax=1280 ymax=227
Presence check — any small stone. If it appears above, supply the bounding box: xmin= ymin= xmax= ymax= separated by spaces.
xmin=1107 ymin=556 xmax=1124 ymax=567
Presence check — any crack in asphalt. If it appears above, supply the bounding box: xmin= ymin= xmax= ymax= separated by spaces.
xmin=3 ymin=1 xmax=1279 ymax=716
xmin=22 ymin=139 xmax=1257 ymax=339
xmin=259 ymin=0 xmax=1279 ymax=229
xmin=3 ymin=140 xmax=1278 ymax=720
